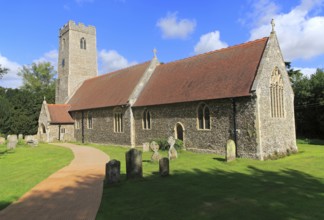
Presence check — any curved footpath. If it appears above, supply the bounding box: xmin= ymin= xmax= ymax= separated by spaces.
xmin=0 ymin=143 xmax=109 ymax=220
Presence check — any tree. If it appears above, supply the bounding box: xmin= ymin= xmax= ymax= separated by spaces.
xmin=18 ymin=62 xmax=56 ymax=103
xmin=0 ymin=64 xmax=9 ymax=79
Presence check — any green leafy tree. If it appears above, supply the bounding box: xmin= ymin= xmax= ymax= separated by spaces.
xmin=18 ymin=62 xmax=56 ymax=103
xmin=0 ymin=64 xmax=9 ymax=79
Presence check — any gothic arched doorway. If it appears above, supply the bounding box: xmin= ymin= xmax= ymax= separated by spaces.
xmin=41 ymin=123 xmax=46 ymax=133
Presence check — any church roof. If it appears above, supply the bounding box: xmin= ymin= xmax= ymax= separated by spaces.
xmin=134 ymin=37 xmax=268 ymax=107
xmin=47 ymin=104 xmax=74 ymax=124
xmin=68 ymin=62 xmax=151 ymax=111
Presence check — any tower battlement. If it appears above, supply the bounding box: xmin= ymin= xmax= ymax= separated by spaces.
xmin=59 ymin=20 xmax=96 ymax=36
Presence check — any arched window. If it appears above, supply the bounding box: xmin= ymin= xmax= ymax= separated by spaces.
xmin=114 ymin=108 xmax=123 ymax=133
xmin=80 ymin=37 xmax=86 ymax=50
xmin=270 ymin=67 xmax=284 ymax=118
xmin=87 ymin=112 xmax=93 ymax=129
xmin=197 ymin=103 xmax=211 ymax=130
xmin=143 ymin=109 xmax=151 ymax=130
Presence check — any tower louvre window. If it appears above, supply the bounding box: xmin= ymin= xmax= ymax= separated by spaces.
xmin=80 ymin=37 xmax=86 ymax=50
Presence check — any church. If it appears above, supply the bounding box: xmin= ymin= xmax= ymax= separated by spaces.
xmin=38 ymin=20 xmax=297 ymax=160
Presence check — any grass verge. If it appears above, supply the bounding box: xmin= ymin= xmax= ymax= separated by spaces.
xmin=0 ymin=143 xmax=73 ymax=210
xmin=92 ymin=142 xmax=324 ymax=220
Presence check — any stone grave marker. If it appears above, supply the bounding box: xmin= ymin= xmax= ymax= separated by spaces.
xmin=7 ymin=135 xmax=18 ymax=150
xmin=226 ymin=139 xmax=236 ymax=162
xmin=125 ymin=149 xmax=142 ymax=179
xmin=159 ymin=157 xmax=169 ymax=177
xmin=150 ymin=141 xmax=161 ymax=162
xmin=168 ymin=136 xmax=178 ymax=160
xmin=0 ymin=137 xmax=5 ymax=145
xmin=106 ymin=159 xmax=121 ymax=184
xmin=142 ymin=142 xmax=150 ymax=152
xmin=18 ymin=134 xmax=23 ymax=140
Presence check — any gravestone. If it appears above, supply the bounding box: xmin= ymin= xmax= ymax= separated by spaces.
xmin=25 ymin=135 xmax=39 ymax=147
xmin=125 ymin=149 xmax=142 ymax=179
xmin=226 ymin=139 xmax=236 ymax=162
xmin=159 ymin=158 xmax=169 ymax=177
xmin=168 ymin=136 xmax=178 ymax=160
xmin=106 ymin=159 xmax=121 ymax=184
xmin=7 ymin=135 xmax=18 ymax=150
xmin=18 ymin=134 xmax=23 ymax=140
xmin=0 ymin=137 xmax=5 ymax=145
xmin=142 ymin=142 xmax=150 ymax=152
xmin=150 ymin=141 xmax=161 ymax=162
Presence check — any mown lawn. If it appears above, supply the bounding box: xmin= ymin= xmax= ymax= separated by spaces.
xmin=0 ymin=142 xmax=73 ymax=210
xmin=93 ymin=142 xmax=324 ymax=220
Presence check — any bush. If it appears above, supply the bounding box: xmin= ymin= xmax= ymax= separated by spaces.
xmin=151 ymin=138 xmax=183 ymax=151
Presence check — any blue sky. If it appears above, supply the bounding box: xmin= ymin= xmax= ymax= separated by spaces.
xmin=0 ymin=0 xmax=323 ymax=88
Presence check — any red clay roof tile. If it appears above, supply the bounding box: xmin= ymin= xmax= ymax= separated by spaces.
xmin=47 ymin=104 xmax=74 ymax=124
xmin=68 ymin=62 xmax=150 ymax=111
xmin=134 ymin=37 xmax=268 ymax=106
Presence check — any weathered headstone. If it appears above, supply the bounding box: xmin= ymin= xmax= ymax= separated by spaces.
xmin=142 ymin=142 xmax=150 ymax=152
xmin=0 ymin=137 xmax=5 ymax=145
xmin=106 ymin=159 xmax=121 ymax=184
xmin=226 ymin=139 xmax=236 ymax=162
xmin=7 ymin=135 xmax=18 ymax=150
xmin=25 ymin=135 xmax=39 ymax=147
xmin=18 ymin=134 xmax=23 ymax=140
xmin=150 ymin=141 xmax=161 ymax=162
xmin=168 ymin=136 xmax=178 ymax=160
xmin=159 ymin=157 xmax=169 ymax=177
xmin=125 ymin=149 xmax=142 ymax=179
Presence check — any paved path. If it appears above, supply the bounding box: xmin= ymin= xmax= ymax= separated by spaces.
xmin=0 ymin=143 xmax=109 ymax=220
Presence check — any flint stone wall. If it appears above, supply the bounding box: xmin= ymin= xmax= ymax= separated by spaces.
xmin=133 ymin=97 xmax=258 ymax=158
xmin=72 ymin=106 xmax=131 ymax=145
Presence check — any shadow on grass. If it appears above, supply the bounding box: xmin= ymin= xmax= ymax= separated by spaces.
xmin=97 ymin=167 xmax=324 ymax=220
xmin=0 ymin=173 xmax=104 ymax=219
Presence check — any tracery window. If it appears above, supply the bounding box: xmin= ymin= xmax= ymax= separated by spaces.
xmin=114 ymin=108 xmax=123 ymax=133
xmin=270 ymin=67 xmax=284 ymax=118
xmin=87 ymin=112 xmax=93 ymax=129
xmin=197 ymin=103 xmax=211 ymax=130
xmin=80 ymin=37 xmax=86 ymax=50
xmin=142 ymin=109 xmax=151 ymax=130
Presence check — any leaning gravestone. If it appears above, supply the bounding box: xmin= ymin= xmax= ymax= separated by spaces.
xmin=18 ymin=134 xmax=23 ymax=140
xmin=168 ymin=136 xmax=178 ymax=160
xmin=159 ymin=157 xmax=170 ymax=177
xmin=106 ymin=159 xmax=121 ymax=184
xmin=0 ymin=137 xmax=5 ymax=145
xmin=226 ymin=139 xmax=236 ymax=162
xmin=125 ymin=149 xmax=142 ymax=179
xmin=7 ymin=135 xmax=18 ymax=150
xmin=150 ymin=141 xmax=161 ymax=162
xmin=142 ymin=142 xmax=150 ymax=152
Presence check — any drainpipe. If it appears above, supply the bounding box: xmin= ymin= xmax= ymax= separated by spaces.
xmin=232 ymin=98 xmax=238 ymax=157
xmin=58 ymin=124 xmax=61 ymax=141
xmin=81 ymin=111 xmax=85 ymax=143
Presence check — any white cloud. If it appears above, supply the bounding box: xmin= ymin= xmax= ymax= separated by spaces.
xmin=248 ymin=0 xmax=324 ymax=61
xmin=294 ymin=67 xmax=317 ymax=76
xmin=98 ymin=49 xmax=137 ymax=73
xmin=194 ymin=31 xmax=228 ymax=54
xmin=0 ymin=54 xmax=22 ymax=88
xmin=33 ymin=50 xmax=58 ymax=70
xmin=157 ymin=12 xmax=196 ymax=39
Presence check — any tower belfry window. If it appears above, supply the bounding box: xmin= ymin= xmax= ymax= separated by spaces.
xmin=270 ymin=67 xmax=284 ymax=118
xmin=80 ymin=38 xmax=86 ymax=50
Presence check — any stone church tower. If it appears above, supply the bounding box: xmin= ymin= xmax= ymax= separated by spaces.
xmin=55 ymin=21 xmax=98 ymax=104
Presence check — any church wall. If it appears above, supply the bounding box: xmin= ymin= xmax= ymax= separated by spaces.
xmin=254 ymin=34 xmax=297 ymax=160
xmin=133 ymin=97 xmax=258 ymax=158
xmin=72 ymin=106 xmax=131 ymax=145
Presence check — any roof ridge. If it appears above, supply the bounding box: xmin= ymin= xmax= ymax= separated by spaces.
xmin=48 ymin=104 xmax=70 ymax=106
xmin=86 ymin=61 xmax=151 ymax=82
xmin=163 ymin=37 xmax=269 ymax=65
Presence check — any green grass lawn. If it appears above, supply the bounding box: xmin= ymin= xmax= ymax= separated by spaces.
xmin=0 ymin=142 xmax=73 ymax=210
xmin=93 ymin=142 xmax=324 ymax=220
